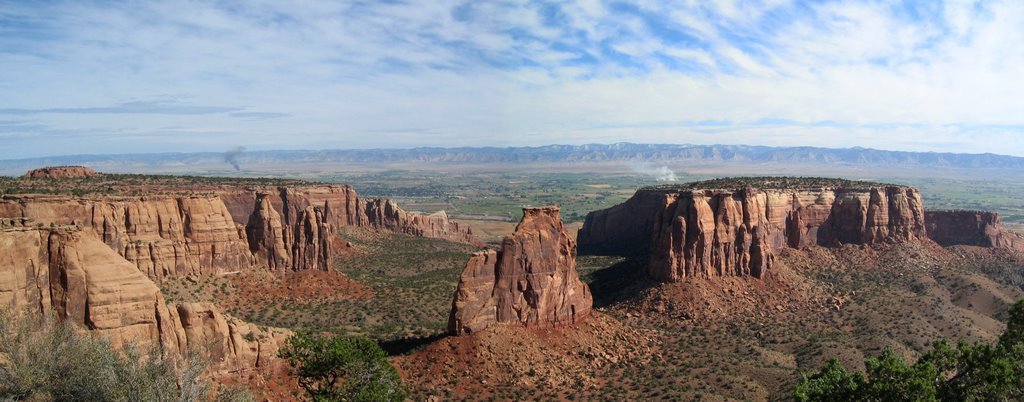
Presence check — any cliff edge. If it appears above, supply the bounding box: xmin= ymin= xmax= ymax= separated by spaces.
xmin=579 ymin=178 xmax=927 ymax=282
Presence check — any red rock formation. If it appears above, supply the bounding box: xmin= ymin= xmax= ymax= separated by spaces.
xmin=580 ymin=184 xmax=927 ymax=282
xmin=0 ymin=183 xmax=477 ymax=279
xmin=23 ymin=166 xmax=100 ymax=179
xmin=1 ymin=195 xmax=254 ymax=280
xmin=577 ymin=189 xmax=671 ymax=255
xmin=164 ymin=302 xmax=290 ymax=372
xmin=448 ymin=207 xmax=592 ymax=335
xmin=926 ymin=210 xmax=1024 ymax=252
xmin=245 ymin=193 xmax=290 ymax=270
xmin=364 ymin=199 xmax=477 ymax=245
xmin=0 ymin=226 xmax=287 ymax=373
xmin=290 ymin=205 xmax=331 ymax=271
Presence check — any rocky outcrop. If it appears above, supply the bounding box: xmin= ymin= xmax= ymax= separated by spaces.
xmin=448 ymin=207 xmax=592 ymax=335
xmin=0 ymin=227 xmax=287 ymax=373
xmin=577 ymin=189 xmax=670 ymax=255
xmin=580 ymin=183 xmax=927 ymax=282
xmin=239 ymin=191 xmax=333 ymax=272
xmin=926 ymin=210 xmax=1024 ymax=252
xmin=365 ymin=199 xmax=477 ymax=245
xmin=23 ymin=166 xmax=101 ymax=179
xmin=0 ymin=183 xmax=477 ymax=279
xmin=1 ymin=196 xmax=254 ymax=280
xmin=164 ymin=302 xmax=290 ymax=372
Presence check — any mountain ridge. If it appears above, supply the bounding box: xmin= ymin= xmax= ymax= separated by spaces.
xmin=2 ymin=143 xmax=1024 ymax=175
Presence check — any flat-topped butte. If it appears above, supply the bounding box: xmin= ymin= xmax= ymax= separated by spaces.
xmin=1 ymin=173 xmax=316 ymax=197
xmin=642 ymin=176 xmax=898 ymax=193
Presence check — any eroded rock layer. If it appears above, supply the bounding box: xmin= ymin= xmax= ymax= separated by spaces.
xmin=580 ymin=184 xmax=927 ymax=282
xmin=0 ymin=184 xmax=477 ymax=279
xmin=0 ymin=227 xmax=287 ymax=373
xmin=448 ymin=207 xmax=592 ymax=335
xmin=364 ymin=199 xmax=476 ymax=244
xmin=1 ymin=195 xmax=254 ymax=280
xmin=926 ymin=210 xmax=1024 ymax=252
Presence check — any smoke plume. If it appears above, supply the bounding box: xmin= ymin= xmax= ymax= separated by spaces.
xmin=224 ymin=146 xmax=245 ymax=171
xmin=629 ymin=163 xmax=678 ymax=182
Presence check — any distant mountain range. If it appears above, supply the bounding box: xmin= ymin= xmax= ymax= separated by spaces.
xmin=2 ymin=143 xmax=1023 ymax=175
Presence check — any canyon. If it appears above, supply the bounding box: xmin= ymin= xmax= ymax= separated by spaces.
xmin=0 ymin=170 xmax=480 ymax=379
xmin=3 ymin=171 xmax=1024 ymax=400
xmin=0 ymin=182 xmax=477 ymax=283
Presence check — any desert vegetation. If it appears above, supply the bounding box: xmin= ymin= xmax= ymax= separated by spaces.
xmin=161 ymin=228 xmax=475 ymax=341
xmin=796 ymin=298 xmax=1024 ymax=401
xmin=279 ymin=333 xmax=407 ymax=401
xmin=0 ymin=314 xmax=251 ymax=402
xmin=0 ymin=173 xmax=309 ymax=197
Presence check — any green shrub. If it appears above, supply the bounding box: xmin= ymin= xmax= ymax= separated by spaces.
xmin=0 ymin=314 xmax=217 ymax=401
xmin=796 ymin=299 xmax=1024 ymax=401
xmin=279 ymin=333 xmax=408 ymax=402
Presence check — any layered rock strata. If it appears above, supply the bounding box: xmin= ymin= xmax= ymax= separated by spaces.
xmin=448 ymin=207 xmax=592 ymax=335
xmin=364 ymin=199 xmax=476 ymax=244
xmin=0 ymin=227 xmax=287 ymax=372
xmin=0 ymin=184 xmax=476 ymax=280
xmin=1 ymin=195 xmax=255 ymax=280
xmin=926 ymin=210 xmax=1024 ymax=252
xmin=579 ymin=184 xmax=927 ymax=282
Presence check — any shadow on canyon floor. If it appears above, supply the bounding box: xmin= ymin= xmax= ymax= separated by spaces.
xmin=580 ymin=254 xmax=658 ymax=308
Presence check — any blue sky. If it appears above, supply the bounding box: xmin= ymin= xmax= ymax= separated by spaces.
xmin=2 ymin=0 xmax=1024 ymax=158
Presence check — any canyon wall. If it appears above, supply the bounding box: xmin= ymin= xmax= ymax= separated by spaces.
xmin=0 ymin=195 xmax=255 ymax=280
xmin=580 ymin=185 xmax=927 ymax=282
xmin=448 ymin=207 xmax=592 ymax=335
xmin=926 ymin=210 xmax=1024 ymax=252
xmin=364 ymin=199 xmax=476 ymax=245
xmin=0 ymin=184 xmax=476 ymax=280
xmin=0 ymin=227 xmax=287 ymax=373
xmin=577 ymin=188 xmax=672 ymax=255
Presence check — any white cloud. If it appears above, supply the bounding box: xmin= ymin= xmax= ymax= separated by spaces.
xmin=0 ymin=0 xmax=1023 ymax=158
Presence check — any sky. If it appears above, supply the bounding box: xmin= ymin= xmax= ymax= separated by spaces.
xmin=2 ymin=0 xmax=1024 ymax=159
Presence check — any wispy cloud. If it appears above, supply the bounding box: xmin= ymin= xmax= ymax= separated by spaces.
xmin=0 ymin=100 xmax=240 ymax=115
xmin=229 ymin=112 xmax=290 ymax=120
xmin=0 ymin=0 xmax=1023 ymax=158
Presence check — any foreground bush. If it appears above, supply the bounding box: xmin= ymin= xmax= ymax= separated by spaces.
xmin=0 ymin=314 xmax=211 ymax=401
xmin=279 ymin=333 xmax=407 ymax=402
xmin=796 ymin=299 xmax=1024 ymax=401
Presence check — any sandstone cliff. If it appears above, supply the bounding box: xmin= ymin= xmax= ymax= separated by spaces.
xmin=1 ymin=183 xmax=477 ymax=279
xmin=577 ymin=189 xmax=669 ymax=255
xmin=448 ymin=207 xmax=591 ymax=335
xmin=0 ymin=226 xmax=287 ymax=373
xmin=1 ymin=195 xmax=254 ymax=280
xmin=579 ymin=181 xmax=927 ymax=282
xmin=23 ymin=166 xmax=100 ymax=179
xmin=926 ymin=210 xmax=1024 ymax=252
xmin=364 ymin=199 xmax=476 ymax=245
